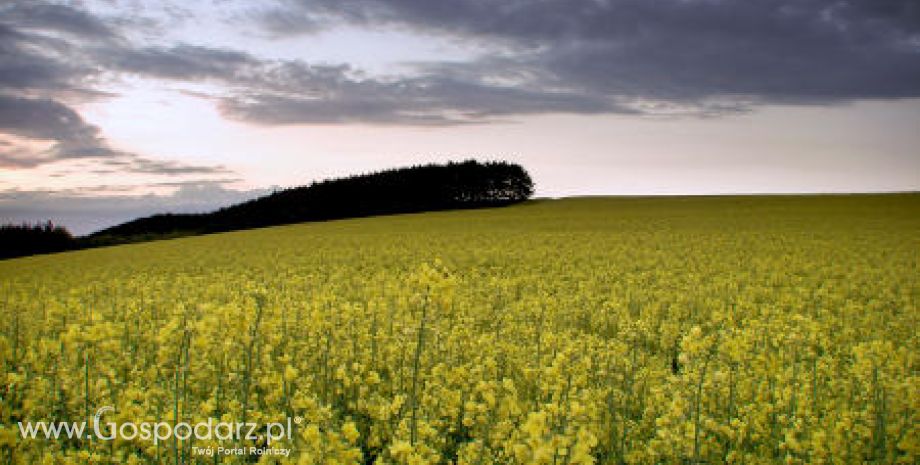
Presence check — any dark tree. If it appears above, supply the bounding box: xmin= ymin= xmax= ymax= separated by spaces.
xmin=91 ymin=160 xmax=534 ymax=241
xmin=0 ymin=221 xmax=76 ymax=259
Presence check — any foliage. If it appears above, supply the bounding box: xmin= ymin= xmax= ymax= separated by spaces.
xmin=90 ymin=160 xmax=534 ymax=239
xmin=0 ymin=194 xmax=917 ymax=464
xmin=0 ymin=222 xmax=75 ymax=260
xmin=1 ymin=160 xmax=533 ymax=260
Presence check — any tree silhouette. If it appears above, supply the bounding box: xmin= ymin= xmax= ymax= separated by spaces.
xmin=90 ymin=159 xmax=534 ymax=240
xmin=0 ymin=221 xmax=76 ymax=259
xmin=2 ymin=160 xmax=534 ymax=259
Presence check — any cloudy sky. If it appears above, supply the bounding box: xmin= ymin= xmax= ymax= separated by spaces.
xmin=1 ymin=0 xmax=919 ymax=234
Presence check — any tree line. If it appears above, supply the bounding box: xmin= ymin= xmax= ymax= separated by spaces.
xmin=0 ymin=221 xmax=77 ymax=259
xmin=2 ymin=160 xmax=534 ymax=259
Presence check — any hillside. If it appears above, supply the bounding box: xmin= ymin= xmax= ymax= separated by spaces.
xmin=89 ymin=160 xmax=533 ymax=241
xmin=1 ymin=160 xmax=534 ymax=258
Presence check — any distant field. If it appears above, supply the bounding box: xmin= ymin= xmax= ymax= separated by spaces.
xmin=1 ymin=194 xmax=918 ymax=464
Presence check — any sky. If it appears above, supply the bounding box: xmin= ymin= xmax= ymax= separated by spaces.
xmin=1 ymin=0 xmax=919 ymax=235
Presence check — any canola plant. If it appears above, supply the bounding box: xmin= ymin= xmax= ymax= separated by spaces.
xmin=0 ymin=195 xmax=917 ymax=464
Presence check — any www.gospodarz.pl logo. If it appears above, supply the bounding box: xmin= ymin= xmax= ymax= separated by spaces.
xmin=17 ymin=406 xmax=299 ymax=457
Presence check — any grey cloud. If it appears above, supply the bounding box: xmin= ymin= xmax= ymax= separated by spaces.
xmin=0 ymin=94 xmax=106 ymax=168
xmin=22 ymin=0 xmax=919 ymax=129
xmin=0 ymin=3 xmax=231 ymax=175
xmin=103 ymin=44 xmax=258 ymax=80
xmin=258 ymin=7 xmax=325 ymax=37
xmin=0 ymin=23 xmax=98 ymax=94
xmin=528 ymin=2 xmax=920 ymax=103
xmin=0 ymin=95 xmax=229 ymax=174
xmin=0 ymin=1 xmax=119 ymax=94
xmin=218 ymin=72 xmax=629 ymax=126
xmin=94 ymin=42 xmax=629 ymax=124
xmin=266 ymin=0 xmax=920 ymax=46
xmin=0 ymin=95 xmax=97 ymax=142
xmin=99 ymin=154 xmax=233 ymax=176
xmin=260 ymin=0 xmax=920 ymax=107
xmin=0 ymin=0 xmax=119 ymax=41
xmin=5 ymin=0 xmax=920 ymax=136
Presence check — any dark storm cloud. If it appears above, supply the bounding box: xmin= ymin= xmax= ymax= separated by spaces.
xmin=0 ymin=95 xmax=96 ymax=143
xmin=217 ymin=67 xmax=629 ymax=126
xmin=97 ymin=44 xmax=630 ymax=124
xmin=4 ymin=0 xmax=920 ymax=145
xmin=268 ymin=0 xmax=920 ymax=41
xmin=260 ymin=0 xmax=920 ymax=105
xmin=0 ymin=94 xmax=111 ymax=169
xmin=0 ymin=0 xmax=117 ymax=94
xmin=103 ymin=44 xmax=259 ymax=80
xmin=80 ymin=0 xmax=920 ymax=125
xmin=0 ymin=23 xmax=98 ymax=94
xmin=1 ymin=0 xmax=119 ymax=41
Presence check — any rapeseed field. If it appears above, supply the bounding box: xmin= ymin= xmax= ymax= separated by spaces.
xmin=1 ymin=195 xmax=917 ymax=464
